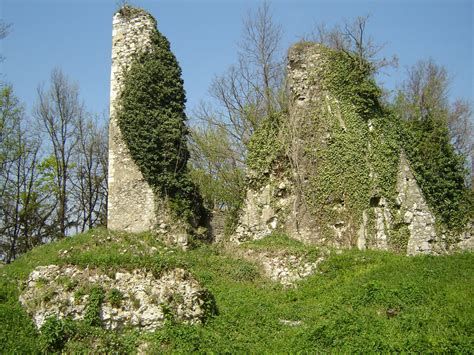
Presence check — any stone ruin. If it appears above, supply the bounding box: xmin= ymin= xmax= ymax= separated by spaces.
xmin=107 ymin=7 xmax=189 ymax=247
xmin=234 ymin=43 xmax=473 ymax=255
xmin=107 ymin=7 xmax=157 ymax=233
xmin=106 ymin=8 xmax=472 ymax=255
xmin=20 ymin=265 xmax=211 ymax=331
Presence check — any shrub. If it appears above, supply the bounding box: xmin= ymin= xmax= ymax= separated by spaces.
xmin=39 ymin=316 xmax=75 ymax=353
xmin=84 ymin=286 xmax=104 ymax=327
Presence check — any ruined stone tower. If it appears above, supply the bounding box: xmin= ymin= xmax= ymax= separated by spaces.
xmin=107 ymin=7 xmax=157 ymax=232
xmin=234 ymin=43 xmax=466 ymax=255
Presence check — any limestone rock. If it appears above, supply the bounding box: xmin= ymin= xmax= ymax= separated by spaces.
xmin=396 ymin=153 xmax=440 ymax=255
xmin=19 ymin=265 xmax=211 ymax=331
xmin=240 ymin=249 xmax=325 ymax=287
xmin=107 ymin=7 xmax=190 ymax=248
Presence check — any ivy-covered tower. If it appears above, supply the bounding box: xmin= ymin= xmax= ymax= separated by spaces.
xmin=107 ymin=7 xmax=158 ymax=233
xmin=107 ymin=6 xmax=202 ymax=245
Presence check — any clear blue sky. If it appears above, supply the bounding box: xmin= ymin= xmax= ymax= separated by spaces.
xmin=1 ymin=0 xmax=472 ymax=121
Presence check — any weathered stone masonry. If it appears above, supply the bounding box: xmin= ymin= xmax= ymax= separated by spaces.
xmin=107 ymin=8 xmax=157 ymax=232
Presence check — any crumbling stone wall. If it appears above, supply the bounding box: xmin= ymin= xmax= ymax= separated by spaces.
xmin=234 ymin=43 xmax=471 ymax=255
xmin=20 ymin=265 xmax=211 ymax=331
xmin=107 ymin=8 xmax=157 ymax=232
xmin=396 ymin=153 xmax=440 ymax=255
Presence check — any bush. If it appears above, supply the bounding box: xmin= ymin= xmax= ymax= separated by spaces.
xmin=39 ymin=316 xmax=75 ymax=353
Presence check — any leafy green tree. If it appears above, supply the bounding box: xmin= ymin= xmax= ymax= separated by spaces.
xmin=189 ymin=124 xmax=245 ymax=233
xmin=189 ymin=125 xmax=245 ymax=211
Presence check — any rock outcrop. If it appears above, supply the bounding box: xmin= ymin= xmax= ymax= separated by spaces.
xmin=20 ymin=265 xmax=212 ymax=331
xmin=241 ymin=249 xmax=325 ymax=287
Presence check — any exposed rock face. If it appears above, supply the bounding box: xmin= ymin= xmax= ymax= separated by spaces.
xmin=20 ymin=265 xmax=211 ymax=331
xmin=241 ymin=249 xmax=324 ymax=287
xmin=107 ymin=7 xmax=157 ymax=233
xmin=396 ymin=153 xmax=440 ymax=255
xmin=234 ymin=43 xmax=470 ymax=255
xmin=451 ymin=224 xmax=474 ymax=251
xmin=234 ymin=178 xmax=290 ymax=242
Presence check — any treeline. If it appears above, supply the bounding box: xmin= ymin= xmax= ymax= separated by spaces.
xmin=1 ymin=29 xmax=108 ymax=262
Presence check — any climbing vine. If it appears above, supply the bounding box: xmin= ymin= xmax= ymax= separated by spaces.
xmin=290 ymin=46 xmax=403 ymax=244
xmin=246 ymin=112 xmax=287 ymax=187
xmin=401 ymin=117 xmax=473 ymax=232
xmin=116 ymin=30 xmax=206 ymax=226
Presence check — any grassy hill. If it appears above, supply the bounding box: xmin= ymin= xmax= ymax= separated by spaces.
xmin=1 ymin=228 xmax=473 ymax=353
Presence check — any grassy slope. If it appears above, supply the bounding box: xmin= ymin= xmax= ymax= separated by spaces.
xmin=1 ymin=228 xmax=473 ymax=353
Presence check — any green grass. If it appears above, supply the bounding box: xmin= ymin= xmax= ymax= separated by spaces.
xmin=1 ymin=228 xmax=473 ymax=353
xmin=242 ymin=232 xmax=316 ymax=252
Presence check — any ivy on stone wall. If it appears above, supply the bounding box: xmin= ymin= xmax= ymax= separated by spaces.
xmin=246 ymin=44 xmax=404 ymax=247
xmin=402 ymin=117 xmax=472 ymax=232
xmin=295 ymin=47 xmax=402 ymax=245
xmin=116 ymin=30 xmax=206 ymax=226
xmin=246 ymin=112 xmax=286 ymax=187
xmin=246 ymin=43 xmax=471 ymax=248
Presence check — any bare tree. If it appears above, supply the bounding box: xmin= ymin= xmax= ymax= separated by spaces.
xmin=0 ymin=85 xmax=24 ymax=261
xmin=448 ymin=99 xmax=473 ymax=159
xmin=0 ymin=21 xmax=10 ymax=39
xmin=0 ymin=86 xmax=53 ymax=262
xmin=311 ymin=15 xmax=398 ymax=73
xmin=394 ymin=59 xmax=473 ymax=188
xmin=395 ymin=58 xmax=473 ymax=158
xmin=34 ymin=69 xmax=84 ymax=237
xmin=190 ymin=2 xmax=284 ymax=215
xmin=396 ymin=59 xmax=450 ymax=121
xmin=72 ymin=114 xmax=108 ymax=232
xmin=239 ymin=1 xmax=284 ymax=115
xmin=194 ymin=1 xmax=284 ymax=163
xmin=1 ymin=85 xmax=21 ymax=180
xmin=0 ymin=21 xmax=11 ymax=78
xmin=189 ymin=124 xmax=245 ymax=211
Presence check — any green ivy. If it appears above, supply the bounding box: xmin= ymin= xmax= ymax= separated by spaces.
xmin=117 ymin=30 xmax=206 ymax=226
xmin=246 ymin=112 xmax=286 ymax=187
xmin=108 ymin=288 xmax=124 ymax=308
xmin=84 ymin=286 xmax=104 ymax=327
xmin=402 ymin=117 xmax=473 ymax=232
xmin=297 ymin=46 xmax=402 ymax=244
xmin=39 ymin=316 xmax=76 ymax=353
